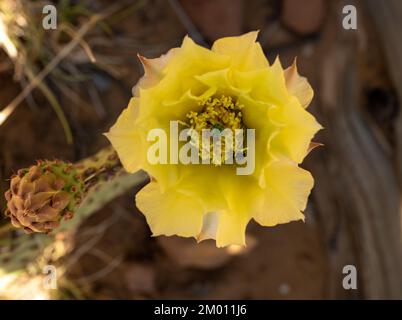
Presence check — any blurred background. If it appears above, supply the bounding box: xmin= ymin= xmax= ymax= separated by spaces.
xmin=1 ymin=0 xmax=402 ymax=299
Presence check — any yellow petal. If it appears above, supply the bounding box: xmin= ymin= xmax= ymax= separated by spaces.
xmin=212 ymin=31 xmax=269 ymax=71
xmin=136 ymin=182 xmax=204 ymax=238
xmin=176 ymin=165 xmax=230 ymax=212
xmin=194 ymin=69 xmax=254 ymax=99
xmin=140 ymin=37 xmax=229 ymax=108
xmin=197 ymin=212 xmax=219 ymax=242
xmin=254 ymin=160 xmax=314 ymax=227
xmin=284 ymin=58 xmax=314 ymax=108
xmin=104 ymin=98 xmax=145 ymax=173
xmin=214 ymin=174 xmax=263 ymax=247
xmin=216 ymin=210 xmax=250 ymax=247
xmin=176 ymin=167 xmax=261 ymax=247
xmin=246 ymin=58 xmax=290 ymax=106
xmin=164 ymin=36 xmax=230 ymax=76
xmin=133 ymin=49 xmax=178 ymax=95
xmin=270 ymin=96 xmax=322 ymax=163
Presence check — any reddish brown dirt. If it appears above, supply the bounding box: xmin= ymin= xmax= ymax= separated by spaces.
xmin=65 ymin=194 xmax=327 ymax=299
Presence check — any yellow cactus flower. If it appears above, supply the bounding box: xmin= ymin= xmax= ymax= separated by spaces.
xmin=105 ymin=31 xmax=322 ymax=247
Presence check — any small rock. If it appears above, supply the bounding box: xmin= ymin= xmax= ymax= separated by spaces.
xmin=279 ymin=282 xmax=291 ymax=296
xmin=124 ymin=263 xmax=156 ymax=295
xmin=180 ymin=0 xmax=243 ymax=42
xmin=281 ymin=0 xmax=326 ymax=36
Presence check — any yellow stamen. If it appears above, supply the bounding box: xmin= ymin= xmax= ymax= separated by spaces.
xmin=183 ymin=95 xmax=246 ymax=165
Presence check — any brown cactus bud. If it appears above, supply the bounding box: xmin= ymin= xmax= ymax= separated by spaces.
xmin=4 ymin=146 xmax=125 ymax=234
xmin=4 ymin=161 xmax=83 ymax=234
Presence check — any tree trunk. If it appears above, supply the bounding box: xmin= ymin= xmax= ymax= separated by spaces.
xmin=308 ymin=0 xmax=402 ymax=299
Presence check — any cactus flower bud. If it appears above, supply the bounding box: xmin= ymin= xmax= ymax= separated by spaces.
xmin=4 ymin=161 xmax=84 ymax=233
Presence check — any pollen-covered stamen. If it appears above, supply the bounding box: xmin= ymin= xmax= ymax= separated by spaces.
xmin=184 ymin=95 xmax=247 ymax=165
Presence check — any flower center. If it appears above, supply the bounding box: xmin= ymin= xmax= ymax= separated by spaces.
xmin=183 ymin=95 xmax=247 ymax=165
xmin=186 ymin=95 xmax=244 ymax=132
